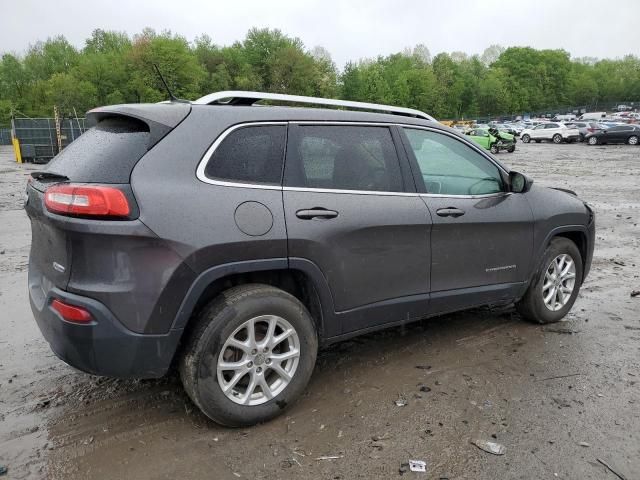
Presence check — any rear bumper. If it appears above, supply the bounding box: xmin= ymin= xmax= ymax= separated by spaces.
xmin=29 ymin=283 xmax=182 ymax=378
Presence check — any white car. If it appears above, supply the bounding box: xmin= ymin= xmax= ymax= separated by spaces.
xmin=520 ymin=122 xmax=580 ymax=144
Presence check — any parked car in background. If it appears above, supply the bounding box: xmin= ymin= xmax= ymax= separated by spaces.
xmin=520 ymin=123 xmax=580 ymax=144
xmin=616 ymin=104 xmax=632 ymax=111
xmin=494 ymin=123 xmax=519 ymax=137
xmin=565 ymin=122 xmax=607 ymax=142
xmin=579 ymin=112 xmax=607 ymax=121
xmin=466 ymin=127 xmax=516 ymax=153
xmin=554 ymin=114 xmax=577 ymax=122
xmin=585 ymin=124 xmax=640 ymax=145
xmin=511 ymin=124 xmax=526 ymax=135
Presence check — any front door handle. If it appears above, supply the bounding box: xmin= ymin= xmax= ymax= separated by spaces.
xmin=296 ymin=208 xmax=339 ymax=220
xmin=436 ymin=207 xmax=465 ymax=218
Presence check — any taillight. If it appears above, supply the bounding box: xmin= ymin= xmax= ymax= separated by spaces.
xmin=44 ymin=184 xmax=130 ymax=218
xmin=51 ymin=299 xmax=92 ymax=323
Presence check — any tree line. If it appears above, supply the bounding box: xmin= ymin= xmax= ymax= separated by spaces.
xmin=1 ymin=27 xmax=639 ymax=125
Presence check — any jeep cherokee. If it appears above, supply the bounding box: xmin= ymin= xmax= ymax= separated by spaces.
xmin=25 ymin=91 xmax=595 ymax=426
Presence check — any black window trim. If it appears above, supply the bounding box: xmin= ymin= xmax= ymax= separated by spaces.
xmin=283 ymin=122 xmax=414 ymax=196
xmin=397 ymin=125 xmax=510 ymax=197
xmin=196 ymin=121 xmax=288 ymax=190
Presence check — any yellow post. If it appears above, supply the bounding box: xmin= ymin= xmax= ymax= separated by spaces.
xmin=12 ymin=137 xmax=22 ymax=163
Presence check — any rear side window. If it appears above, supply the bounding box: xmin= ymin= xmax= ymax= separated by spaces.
xmin=285 ymin=125 xmax=403 ymax=192
xmin=205 ymin=125 xmax=286 ymax=185
xmin=46 ymin=117 xmax=149 ymax=183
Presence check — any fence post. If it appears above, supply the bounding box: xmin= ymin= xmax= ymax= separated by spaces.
xmin=10 ymin=119 xmax=22 ymax=163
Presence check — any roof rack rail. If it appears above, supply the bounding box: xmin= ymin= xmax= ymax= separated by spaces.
xmin=193 ymin=91 xmax=436 ymax=121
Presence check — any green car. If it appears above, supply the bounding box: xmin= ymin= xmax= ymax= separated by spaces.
xmin=466 ymin=128 xmax=516 ymax=154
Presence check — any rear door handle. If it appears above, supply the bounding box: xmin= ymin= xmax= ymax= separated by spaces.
xmin=296 ymin=208 xmax=339 ymax=220
xmin=436 ymin=207 xmax=465 ymax=218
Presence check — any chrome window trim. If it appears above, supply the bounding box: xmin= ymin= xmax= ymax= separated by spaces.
xmin=196 ymin=121 xmax=510 ymax=195
xmin=283 ymin=186 xmax=418 ymax=197
xmin=196 ymin=121 xmax=287 ymax=190
xmin=420 ymin=192 xmax=512 ymax=199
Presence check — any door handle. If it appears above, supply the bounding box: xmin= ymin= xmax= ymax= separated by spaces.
xmin=296 ymin=208 xmax=339 ymax=220
xmin=436 ymin=207 xmax=465 ymax=218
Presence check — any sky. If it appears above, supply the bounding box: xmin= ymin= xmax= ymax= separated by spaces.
xmin=1 ymin=0 xmax=639 ymax=67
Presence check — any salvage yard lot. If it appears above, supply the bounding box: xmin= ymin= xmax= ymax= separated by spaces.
xmin=0 ymin=142 xmax=639 ymax=479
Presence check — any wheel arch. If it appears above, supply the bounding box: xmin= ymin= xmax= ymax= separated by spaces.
xmin=543 ymin=227 xmax=590 ymax=282
xmin=171 ymin=259 xmax=337 ymax=342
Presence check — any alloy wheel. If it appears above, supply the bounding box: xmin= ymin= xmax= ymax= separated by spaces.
xmin=217 ymin=315 xmax=300 ymax=406
xmin=541 ymin=254 xmax=577 ymax=312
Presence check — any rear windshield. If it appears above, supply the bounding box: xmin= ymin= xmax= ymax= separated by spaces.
xmin=45 ymin=117 xmax=150 ymax=183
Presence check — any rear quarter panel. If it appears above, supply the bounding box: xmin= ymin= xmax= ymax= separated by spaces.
xmin=130 ymin=108 xmax=288 ymax=280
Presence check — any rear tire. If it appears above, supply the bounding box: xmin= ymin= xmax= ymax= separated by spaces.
xmin=587 ymin=136 xmax=598 ymax=145
xmin=552 ymin=134 xmax=562 ymax=144
xmin=507 ymin=145 xmax=515 ymax=153
xmin=490 ymin=144 xmax=499 ymax=154
xmin=521 ymin=134 xmax=530 ymax=143
xmin=628 ymin=135 xmax=638 ymax=145
xmin=179 ymin=284 xmax=318 ymax=427
xmin=516 ymin=238 xmax=583 ymax=324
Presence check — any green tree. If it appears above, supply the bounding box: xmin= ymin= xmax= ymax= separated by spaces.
xmin=24 ymin=36 xmax=79 ymax=81
xmin=46 ymin=72 xmax=97 ymax=114
xmin=127 ymin=29 xmax=206 ymax=102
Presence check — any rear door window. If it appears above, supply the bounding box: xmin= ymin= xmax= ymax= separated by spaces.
xmin=284 ymin=125 xmax=403 ymax=192
xmin=204 ymin=125 xmax=287 ymax=185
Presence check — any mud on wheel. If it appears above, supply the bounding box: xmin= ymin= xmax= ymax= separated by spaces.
xmin=516 ymin=237 xmax=583 ymax=324
xmin=179 ymin=284 xmax=318 ymax=427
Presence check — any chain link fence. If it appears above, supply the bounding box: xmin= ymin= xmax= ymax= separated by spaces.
xmin=11 ymin=117 xmax=87 ymax=163
xmin=0 ymin=128 xmax=12 ymax=145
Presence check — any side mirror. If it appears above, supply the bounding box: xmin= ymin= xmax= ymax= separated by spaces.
xmin=509 ymin=171 xmax=533 ymax=193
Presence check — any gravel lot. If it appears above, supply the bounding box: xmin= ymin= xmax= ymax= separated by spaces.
xmin=0 ymin=141 xmax=639 ymax=480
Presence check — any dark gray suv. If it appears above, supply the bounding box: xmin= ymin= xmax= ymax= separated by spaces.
xmin=26 ymin=92 xmax=595 ymax=426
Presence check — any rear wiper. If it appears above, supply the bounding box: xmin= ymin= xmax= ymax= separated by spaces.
xmin=31 ymin=171 xmax=69 ymax=181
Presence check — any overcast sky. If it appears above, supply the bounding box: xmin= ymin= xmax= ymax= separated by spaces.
xmin=2 ymin=0 xmax=639 ymax=67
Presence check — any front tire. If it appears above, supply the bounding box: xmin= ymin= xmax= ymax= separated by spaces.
xmin=490 ymin=144 xmax=499 ymax=154
xmin=516 ymin=238 xmax=583 ymax=324
xmin=628 ymin=135 xmax=638 ymax=145
xmin=587 ymin=136 xmax=598 ymax=145
xmin=521 ymin=134 xmax=530 ymax=143
xmin=179 ymin=284 xmax=318 ymax=427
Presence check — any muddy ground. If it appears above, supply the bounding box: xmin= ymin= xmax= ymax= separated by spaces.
xmin=0 ymin=141 xmax=638 ymax=480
